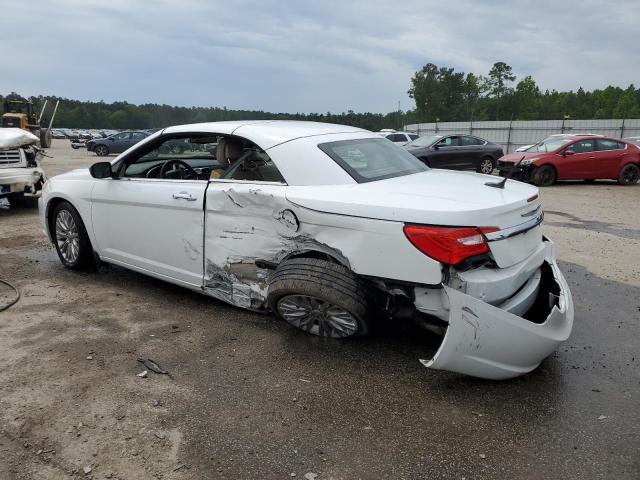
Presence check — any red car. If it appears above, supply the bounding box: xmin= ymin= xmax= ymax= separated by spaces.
xmin=498 ymin=134 xmax=640 ymax=186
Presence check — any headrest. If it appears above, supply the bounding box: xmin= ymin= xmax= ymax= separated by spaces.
xmin=216 ymin=138 xmax=244 ymax=164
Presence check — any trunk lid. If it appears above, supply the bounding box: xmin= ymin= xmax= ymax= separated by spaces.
xmin=286 ymin=170 xmax=542 ymax=267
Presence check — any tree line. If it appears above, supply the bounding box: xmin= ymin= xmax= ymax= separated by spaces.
xmin=2 ymin=61 xmax=639 ymax=130
xmin=408 ymin=61 xmax=640 ymax=122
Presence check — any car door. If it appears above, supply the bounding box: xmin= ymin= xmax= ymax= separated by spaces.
xmin=555 ymin=139 xmax=595 ymax=179
xmin=90 ymin=133 xmax=209 ymax=287
xmin=593 ymin=139 xmax=628 ymax=179
xmin=459 ymin=135 xmax=485 ymax=169
xmin=431 ymin=136 xmax=461 ymax=169
xmin=108 ymin=132 xmax=131 ymax=153
xmin=203 ymin=148 xmax=289 ymax=309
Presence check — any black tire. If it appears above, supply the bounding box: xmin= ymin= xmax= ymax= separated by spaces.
xmin=476 ymin=156 xmax=495 ymax=174
xmin=267 ymin=258 xmax=370 ymax=338
xmin=39 ymin=128 xmax=52 ymax=148
xmin=532 ymin=165 xmax=557 ymax=187
xmin=50 ymin=201 xmax=95 ymax=270
xmin=94 ymin=144 xmax=109 ymax=156
xmin=617 ymin=164 xmax=640 ymax=185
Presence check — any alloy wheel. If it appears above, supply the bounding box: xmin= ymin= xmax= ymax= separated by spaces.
xmin=55 ymin=210 xmax=80 ymax=264
xmin=480 ymin=158 xmax=494 ymax=174
xmin=276 ymin=294 xmax=359 ymax=338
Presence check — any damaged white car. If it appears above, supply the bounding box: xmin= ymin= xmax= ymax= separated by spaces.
xmin=39 ymin=121 xmax=573 ymax=380
xmin=1 ymin=128 xmax=47 ymax=204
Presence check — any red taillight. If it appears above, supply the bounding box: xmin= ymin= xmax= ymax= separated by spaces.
xmin=403 ymin=225 xmax=498 ymax=265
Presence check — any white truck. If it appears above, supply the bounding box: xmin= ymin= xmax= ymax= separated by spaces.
xmin=0 ymin=128 xmax=46 ymax=205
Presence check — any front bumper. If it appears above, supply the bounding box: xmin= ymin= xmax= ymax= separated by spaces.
xmin=497 ymin=162 xmax=534 ymax=182
xmin=0 ymin=167 xmax=45 ymax=197
xmin=415 ymin=238 xmax=573 ymax=380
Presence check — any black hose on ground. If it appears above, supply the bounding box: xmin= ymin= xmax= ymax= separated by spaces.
xmin=0 ymin=278 xmax=20 ymax=312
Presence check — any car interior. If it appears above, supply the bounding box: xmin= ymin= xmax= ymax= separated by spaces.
xmin=117 ymin=134 xmax=285 ymax=183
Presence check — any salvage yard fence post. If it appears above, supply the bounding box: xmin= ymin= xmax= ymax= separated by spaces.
xmin=404 ymin=118 xmax=640 ymax=154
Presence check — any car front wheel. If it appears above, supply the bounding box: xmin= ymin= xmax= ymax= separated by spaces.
xmin=532 ymin=165 xmax=557 ymax=187
xmin=618 ymin=163 xmax=640 ymax=185
xmin=267 ymin=258 xmax=369 ymax=338
xmin=95 ymin=145 xmax=109 ymax=156
xmin=51 ymin=201 xmax=95 ymax=270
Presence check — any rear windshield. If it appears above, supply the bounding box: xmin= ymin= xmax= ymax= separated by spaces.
xmin=318 ymin=138 xmax=427 ymax=183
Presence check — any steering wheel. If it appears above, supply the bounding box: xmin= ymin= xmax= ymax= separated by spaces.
xmin=160 ymin=159 xmax=198 ymax=179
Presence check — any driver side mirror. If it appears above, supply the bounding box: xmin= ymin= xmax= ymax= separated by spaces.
xmin=563 ymin=149 xmax=575 ymax=157
xmin=90 ymin=161 xmax=114 ymax=179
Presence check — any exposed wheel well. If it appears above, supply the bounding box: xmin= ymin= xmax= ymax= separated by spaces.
xmin=282 ymin=249 xmax=345 ymax=266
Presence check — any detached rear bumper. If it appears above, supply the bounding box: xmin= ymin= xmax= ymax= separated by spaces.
xmin=416 ymin=238 xmax=573 ymax=380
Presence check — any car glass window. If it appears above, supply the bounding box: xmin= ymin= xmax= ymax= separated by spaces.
xmin=596 ymin=139 xmax=624 ymax=151
xmin=114 ymin=132 xmax=130 ymax=140
xmin=318 ymin=137 xmax=427 ymax=183
xmin=121 ymin=135 xmax=220 ymax=180
xmin=438 ymin=136 xmax=460 ymax=147
xmin=409 ymin=134 xmax=419 ymax=140
xmin=569 ymin=140 xmax=594 ymax=154
xmin=222 ymin=150 xmax=285 ymax=183
xmin=390 ymin=134 xmax=406 ymax=142
xmin=461 ymin=136 xmax=483 ymax=146
xmin=131 ymin=132 xmax=147 ymax=140
xmin=529 ymin=137 xmax=572 ymax=152
xmin=405 ymin=135 xmax=441 ymax=147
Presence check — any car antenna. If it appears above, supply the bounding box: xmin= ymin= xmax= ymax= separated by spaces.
xmin=485 ymin=155 xmax=525 ymax=189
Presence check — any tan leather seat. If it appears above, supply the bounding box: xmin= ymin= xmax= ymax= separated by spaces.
xmin=216 ymin=138 xmax=244 ymax=165
xmin=211 ymin=137 xmax=244 ymax=179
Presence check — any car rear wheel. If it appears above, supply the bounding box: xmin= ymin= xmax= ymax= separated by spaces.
xmin=617 ymin=164 xmax=640 ymax=185
xmin=95 ymin=144 xmax=109 ymax=156
xmin=532 ymin=165 xmax=556 ymax=187
xmin=477 ymin=156 xmax=495 ymax=174
xmin=51 ymin=201 xmax=95 ymax=270
xmin=267 ymin=258 xmax=369 ymax=338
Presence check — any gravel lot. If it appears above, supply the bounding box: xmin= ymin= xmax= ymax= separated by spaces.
xmin=1 ymin=141 xmax=639 ymax=479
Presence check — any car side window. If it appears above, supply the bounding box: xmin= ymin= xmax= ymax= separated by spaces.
xmin=223 ymin=150 xmax=286 ymax=183
xmin=409 ymin=134 xmax=419 ymax=140
xmin=120 ymin=135 xmax=220 ymax=180
xmin=114 ymin=132 xmax=130 ymax=141
xmin=131 ymin=132 xmax=147 ymax=140
xmin=438 ymin=136 xmax=460 ymax=147
xmin=570 ymin=140 xmax=595 ymax=154
xmin=461 ymin=136 xmax=482 ymax=146
xmin=392 ymin=134 xmax=407 ymax=142
xmin=596 ymin=139 xmax=624 ymax=151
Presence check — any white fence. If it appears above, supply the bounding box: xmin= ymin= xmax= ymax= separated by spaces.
xmin=405 ymin=119 xmax=640 ymax=153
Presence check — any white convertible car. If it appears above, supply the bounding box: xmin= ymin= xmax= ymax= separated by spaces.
xmin=39 ymin=121 xmax=574 ymax=380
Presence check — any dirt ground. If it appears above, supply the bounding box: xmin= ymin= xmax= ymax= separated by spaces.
xmin=1 ymin=141 xmax=639 ymax=479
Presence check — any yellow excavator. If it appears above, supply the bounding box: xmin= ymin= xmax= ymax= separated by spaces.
xmin=1 ymin=98 xmax=59 ymax=148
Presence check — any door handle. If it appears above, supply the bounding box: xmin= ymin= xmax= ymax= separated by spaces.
xmin=172 ymin=192 xmax=197 ymax=201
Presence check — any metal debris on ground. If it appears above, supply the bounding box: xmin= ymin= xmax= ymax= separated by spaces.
xmin=137 ymin=358 xmax=169 ymax=374
xmin=136 ymin=370 xmax=148 ymax=378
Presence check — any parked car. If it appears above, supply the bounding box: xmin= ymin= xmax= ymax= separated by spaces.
xmin=498 ymin=135 xmax=640 ymax=186
xmin=376 ymin=131 xmax=419 ymax=146
xmin=51 ymin=129 xmax=67 ymax=139
xmin=404 ymin=134 xmax=504 ymax=174
xmin=86 ymin=130 xmax=150 ymax=156
xmin=39 ymin=121 xmax=573 ymax=380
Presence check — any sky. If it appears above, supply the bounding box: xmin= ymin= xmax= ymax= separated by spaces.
xmin=1 ymin=0 xmax=639 ymax=113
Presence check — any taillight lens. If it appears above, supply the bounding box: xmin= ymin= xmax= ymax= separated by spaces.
xmin=403 ymin=225 xmax=498 ymax=265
